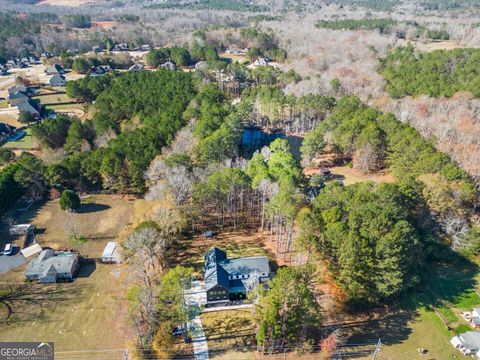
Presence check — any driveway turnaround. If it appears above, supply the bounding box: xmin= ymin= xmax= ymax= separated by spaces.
xmin=185 ymin=280 xmax=209 ymax=360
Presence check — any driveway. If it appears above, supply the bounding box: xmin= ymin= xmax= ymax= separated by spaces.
xmin=0 ymin=252 xmax=26 ymax=274
xmin=185 ymin=280 xmax=209 ymax=360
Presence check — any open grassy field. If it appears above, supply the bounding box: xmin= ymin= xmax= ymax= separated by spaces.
xmin=219 ymin=52 xmax=248 ymax=64
xmin=413 ymin=40 xmax=465 ymax=52
xmin=201 ymin=309 xmax=256 ymax=360
xmin=33 ymin=92 xmax=74 ymax=106
xmin=0 ymin=194 xmax=142 ymax=351
xmin=304 ymin=165 xmax=394 ymax=186
xmin=4 ymin=194 xmax=137 ymax=255
xmin=44 ymin=104 xmax=86 ymax=119
xmin=0 ymin=262 xmax=132 ymax=351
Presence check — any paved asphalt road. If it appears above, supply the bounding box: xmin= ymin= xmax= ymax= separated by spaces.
xmin=0 ymin=248 xmax=26 ymax=274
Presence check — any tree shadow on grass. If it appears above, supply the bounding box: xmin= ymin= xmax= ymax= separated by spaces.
xmin=76 ymin=203 xmax=111 ymax=214
xmin=0 ymin=281 xmax=90 ymax=325
xmin=343 ymin=248 xmax=479 ymax=352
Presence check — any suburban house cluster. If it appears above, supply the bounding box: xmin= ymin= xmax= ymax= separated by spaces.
xmin=204 ymin=247 xmax=272 ymax=304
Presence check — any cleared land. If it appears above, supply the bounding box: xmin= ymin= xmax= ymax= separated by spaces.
xmin=0 ymin=194 xmax=139 ymax=351
xmin=37 ymin=0 xmax=96 ymax=6
xmin=8 ymin=194 xmax=137 ymax=254
xmin=219 ymin=52 xmax=248 ymax=64
xmin=32 ymin=92 xmax=73 ymax=105
xmin=413 ymin=40 xmax=465 ymax=52
xmin=201 ymin=309 xmax=256 ymax=360
xmin=304 ymin=165 xmax=394 ymax=186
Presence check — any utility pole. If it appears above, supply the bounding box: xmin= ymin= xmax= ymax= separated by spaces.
xmin=372 ymin=338 xmax=381 ymax=360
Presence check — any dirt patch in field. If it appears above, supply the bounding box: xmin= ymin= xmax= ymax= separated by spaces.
xmin=92 ymin=21 xmax=115 ymax=28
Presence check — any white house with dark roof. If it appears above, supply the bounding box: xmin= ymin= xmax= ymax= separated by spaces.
xmin=204 ymin=248 xmax=272 ymax=303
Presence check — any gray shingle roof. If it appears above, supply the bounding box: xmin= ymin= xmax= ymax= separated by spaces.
xmin=17 ymin=100 xmax=39 ymax=116
xmin=458 ymin=331 xmax=480 ymax=350
xmin=205 ymin=248 xmax=229 ymax=291
xmin=219 ymin=256 xmax=270 ymax=277
xmin=25 ymin=250 xmax=78 ymax=278
xmin=204 ymin=247 xmax=270 ymax=292
xmin=49 ymin=75 xmax=66 ymax=86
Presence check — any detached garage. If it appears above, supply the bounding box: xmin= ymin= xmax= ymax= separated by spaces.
xmin=101 ymin=242 xmax=121 ymax=263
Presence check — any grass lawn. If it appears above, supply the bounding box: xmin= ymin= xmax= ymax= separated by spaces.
xmin=0 ymin=194 xmax=142 ymax=350
xmin=0 ymin=194 xmax=137 ymax=255
xmin=32 ymin=92 xmax=73 ymax=105
xmin=304 ymin=165 xmax=394 ymax=186
xmin=347 ymin=259 xmax=480 ymax=358
xmin=45 ymin=104 xmax=86 ymax=119
xmin=201 ymin=309 xmax=256 ymax=360
xmin=1 ymin=128 xmax=34 ymax=150
xmin=219 ymin=52 xmax=248 ymax=64
xmin=0 ymin=263 xmax=132 ymax=351
xmin=381 ymin=306 xmax=458 ymax=359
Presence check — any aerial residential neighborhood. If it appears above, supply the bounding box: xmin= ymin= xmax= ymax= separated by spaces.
xmin=2 ymin=1 xmax=480 ymax=360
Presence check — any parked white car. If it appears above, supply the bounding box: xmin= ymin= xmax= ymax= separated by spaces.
xmin=3 ymin=243 xmax=13 ymax=256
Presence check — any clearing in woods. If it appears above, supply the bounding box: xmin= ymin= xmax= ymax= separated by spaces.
xmin=304 ymin=165 xmax=395 ymax=186
xmin=37 ymin=0 xmax=96 ymax=6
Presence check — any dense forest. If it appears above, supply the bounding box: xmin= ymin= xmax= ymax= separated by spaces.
xmin=0 ymin=70 xmax=196 ymax=206
xmin=0 ymin=12 xmax=43 ymax=62
xmin=380 ymin=46 xmax=480 ymax=98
